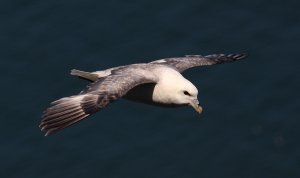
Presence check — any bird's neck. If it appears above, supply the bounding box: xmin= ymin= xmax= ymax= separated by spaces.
xmin=152 ymin=69 xmax=186 ymax=104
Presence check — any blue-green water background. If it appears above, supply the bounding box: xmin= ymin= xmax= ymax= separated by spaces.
xmin=1 ymin=0 xmax=299 ymax=177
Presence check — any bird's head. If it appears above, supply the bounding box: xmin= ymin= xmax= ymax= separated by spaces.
xmin=171 ymin=78 xmax=203 ymax=114
xmin=153 ymin=69 xmax=203 ymax=114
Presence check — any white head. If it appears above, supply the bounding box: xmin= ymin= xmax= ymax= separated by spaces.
xmin=172 ymin=78 xmax=203 ymax=113
xmin=153 ymin=74 xmax=203 ymax=113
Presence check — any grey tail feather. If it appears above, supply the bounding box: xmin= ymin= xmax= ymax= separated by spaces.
xmin=71 ymin=69 xmax=99 ymax=82
xmin=39 ymin=94 xmax=100 ymax=136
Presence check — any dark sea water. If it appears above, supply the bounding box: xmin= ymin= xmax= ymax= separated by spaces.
xmin=1 ymin=0 xmax=299 ymax=177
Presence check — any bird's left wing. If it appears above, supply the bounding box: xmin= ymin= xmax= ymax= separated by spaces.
xmin=150 ymin=53 xmax=246 ymax=73
xmin=40 ymin=66 xmax=158 ymax=136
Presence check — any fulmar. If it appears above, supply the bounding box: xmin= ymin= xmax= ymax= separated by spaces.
xmin=40 ymin=53 xmax=246 ymax=136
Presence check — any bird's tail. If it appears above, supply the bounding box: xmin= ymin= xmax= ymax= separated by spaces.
xmin=39 ymin=94 xmax=100 ymax=136
xmin=71 ymin=69 xmax=99 ymax=82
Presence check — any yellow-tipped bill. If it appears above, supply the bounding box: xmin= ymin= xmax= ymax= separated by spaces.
xmin=190 ymin=100 xmax=203 ymax=114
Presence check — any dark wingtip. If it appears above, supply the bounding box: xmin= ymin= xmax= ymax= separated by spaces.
xmin=205 ymin=53 xmax=247 ymax=64
xmin=39 ymin=94 xmax=102 ymax=136
xmin=226 ymin=53 xmax=247 ymax=60
xmin=44 ymin=131 xmax=51 ymax=136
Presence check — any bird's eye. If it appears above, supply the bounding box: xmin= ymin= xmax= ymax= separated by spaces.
xmin=183 ymin=91 xmax=191 ymax=96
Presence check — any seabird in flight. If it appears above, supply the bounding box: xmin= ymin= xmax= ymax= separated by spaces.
xmin=40 ymin=53 xmax=246 ymax=136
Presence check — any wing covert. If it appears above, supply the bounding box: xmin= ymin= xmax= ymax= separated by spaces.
xmin=150 ymin=53 xmax=246 ymax=72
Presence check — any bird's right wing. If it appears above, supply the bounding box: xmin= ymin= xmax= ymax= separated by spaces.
xmin=150 ymin=53 xmax=246 ymax=73
xmin=40 ymin=66 xmax=158 ymax=136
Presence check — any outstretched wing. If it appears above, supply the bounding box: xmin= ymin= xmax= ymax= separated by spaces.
xmin=150 ymin=53 xmax=246 ymax=72
xmin=40 ymin=67 xmax=158 ymax=136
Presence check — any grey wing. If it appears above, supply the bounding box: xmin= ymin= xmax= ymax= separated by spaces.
xmin=40 ymin=67 xmax=158 ymax=136
xmin=150 ymin=53 xmax=246 ymax=72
